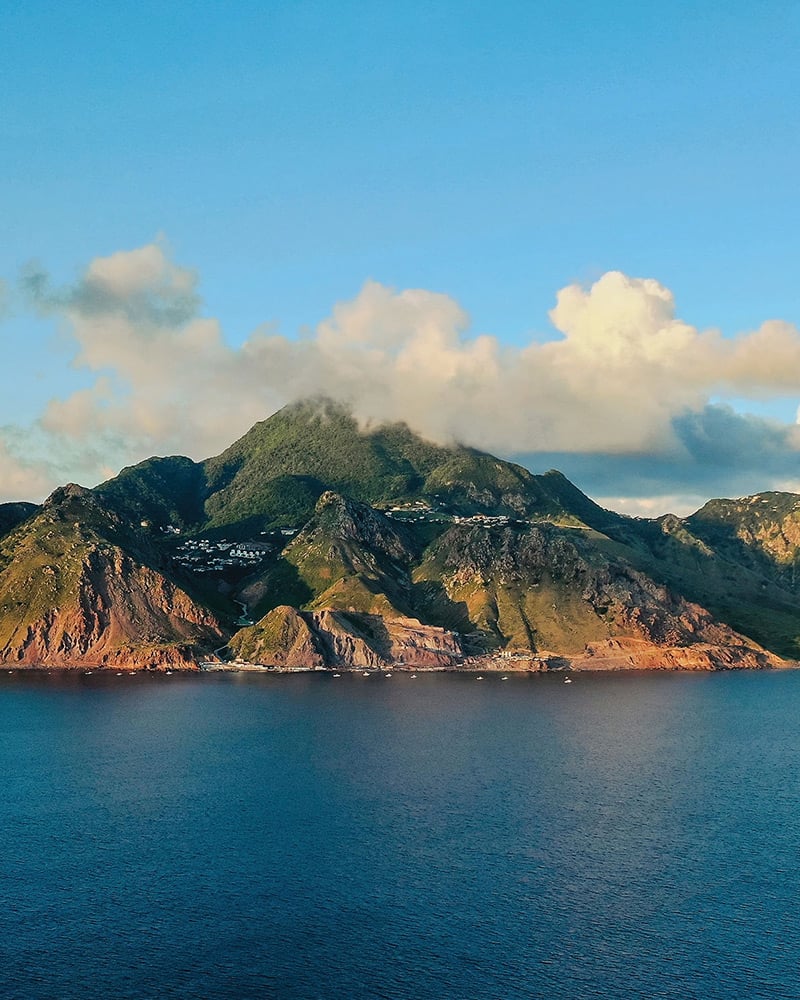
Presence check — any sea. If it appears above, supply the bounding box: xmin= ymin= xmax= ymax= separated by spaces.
xmin=2 ymin=668 xmax=800 ymax=1000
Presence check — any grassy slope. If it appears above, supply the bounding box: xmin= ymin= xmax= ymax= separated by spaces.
xmin=412 ymin=522 xmax=619 ymax=653
xmin=202 ymin=399 xmax=453 ymax=529
xmin=201 ymin=399 xmax=606 ymax=531
xmin=95 ymin=456 xmax=208 ymax=529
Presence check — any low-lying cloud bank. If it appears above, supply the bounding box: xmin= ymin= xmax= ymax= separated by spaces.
xmin=4 ymin=241 xmax=800 ymax=515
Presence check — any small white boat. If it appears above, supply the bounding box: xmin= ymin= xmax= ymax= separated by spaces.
xmin=564 ymin=677 xmax=572 ymax=684
xmin=501 ymin=676 xmax=508 ymax=681
xmin=410 ymin=674 xmax=417 ymax=679
xmin=332 ymin=673 xmax=341 ymax=678
xmin=476 ymin=675 xmax=484 ymax=681
xmin=385 ymin=673 xmax=392 ymax=678
xmin=363 ymin=671 xmax=370 ymax=677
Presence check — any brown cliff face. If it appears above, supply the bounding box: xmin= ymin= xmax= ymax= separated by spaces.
xmin=567 ymin=637 xmax=782 ymax=672
xmin=2 ymin=545 xmax=223 ymax=669
xmin=0 ymin=488 xmax=223 ymax=670
xmin=229 ymin=605 xmax=463 ymax=669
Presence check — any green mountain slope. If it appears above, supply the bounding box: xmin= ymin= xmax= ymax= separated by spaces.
xmin=202 ymin=398 xmax=448 ymax=528
xmin=94 ymin=399 xmax=607 ymax=539
xmin=202 ymin=398 xmax=604 ymax=531
xmin=95 ymin=455 xmax=208 ymax=530
xmin=237 ymin=490 xmax=419 ymax=621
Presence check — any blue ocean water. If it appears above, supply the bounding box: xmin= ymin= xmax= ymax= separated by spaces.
xmin=2 ymin=669 xmax=800 ymax=999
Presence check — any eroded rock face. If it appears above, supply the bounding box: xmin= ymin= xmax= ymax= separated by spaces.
xmin=312 ymin=492 xmax=410 ymax=560
xmin=0 ymin=544 xmax=223 ymax=670
xmin=689 ymin=493 xmax=800 ymax=568
xmin=229 ymin=609 xmax=785 ymax=673
xmin=419 ymin=520 xmax=773 ymax=657
xmin=230 ymin=606 xmax=464 ymax=669
xmin=568 ymin=637 xmax=783 ymax=672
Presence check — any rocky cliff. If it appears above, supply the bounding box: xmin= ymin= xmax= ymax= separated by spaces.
xmin=230 ymin=605 xmax=463 ymax=669
xmin=0 ymin=484 xmax=222 ymax=669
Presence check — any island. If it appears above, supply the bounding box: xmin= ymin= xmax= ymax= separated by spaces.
xmin=0 ymin=398 xmax=794 ymax=673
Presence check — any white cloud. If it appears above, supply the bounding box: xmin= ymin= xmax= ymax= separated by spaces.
xmin=9 ymin=244 xmax=800 ymax=510
xmin=85 ymin=243 xmax=195 ymax=300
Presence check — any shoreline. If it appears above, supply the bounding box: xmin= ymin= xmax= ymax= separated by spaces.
xmin=1 ymin=665 xmax=797 ymax=680
xmin=198 ymin=636 xmax=790 ymax=674
xmin=1 ymin=651 xmax=793 ymax=676
xmin=0 ymin=635 xmax=790 ymax=676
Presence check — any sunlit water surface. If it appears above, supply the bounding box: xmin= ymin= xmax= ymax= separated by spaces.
xmin=2 ymin=668 xmax=800 ymax=999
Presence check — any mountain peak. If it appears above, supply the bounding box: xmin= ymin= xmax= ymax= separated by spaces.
xmin=44 ymin=483 xmax=94 ymax=507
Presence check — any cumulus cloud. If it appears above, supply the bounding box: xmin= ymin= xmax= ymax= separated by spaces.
xmin=22 ymin=243 xmax=199 ymax=326
xmin=7 ymin=242 xmax=800 ymax=512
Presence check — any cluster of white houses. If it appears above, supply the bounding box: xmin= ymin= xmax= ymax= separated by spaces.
xmin=451 ymin=513 xmax=513 ymax=526
xmin=173 ymin=538 xmax=273 ymax=573
xmin=384 ymin=503 xmax=517 ymax=528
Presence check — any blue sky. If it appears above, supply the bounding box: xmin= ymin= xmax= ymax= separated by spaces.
xmin=2 ymin=1 xmax=800 ymax=512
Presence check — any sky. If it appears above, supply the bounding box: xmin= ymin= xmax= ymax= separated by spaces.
xmin=2 ymin=0 xmax=800 ymax=515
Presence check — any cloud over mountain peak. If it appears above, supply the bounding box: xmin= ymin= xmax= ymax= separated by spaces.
xmin=5 ymin=242 xmax=800 ymax=513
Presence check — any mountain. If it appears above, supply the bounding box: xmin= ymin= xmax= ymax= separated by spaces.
xmin=0 ymin=399 xmax=795 ymax=671
xmin=0 ymin=501 xmax=38 ymax=536
xmin=100 ymin=398 xmax=612 ymax=536
xmin=0 ymin=484 xmax=222 ymax=668
xmin=567 ymin=495 xmax=800 ymax=660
